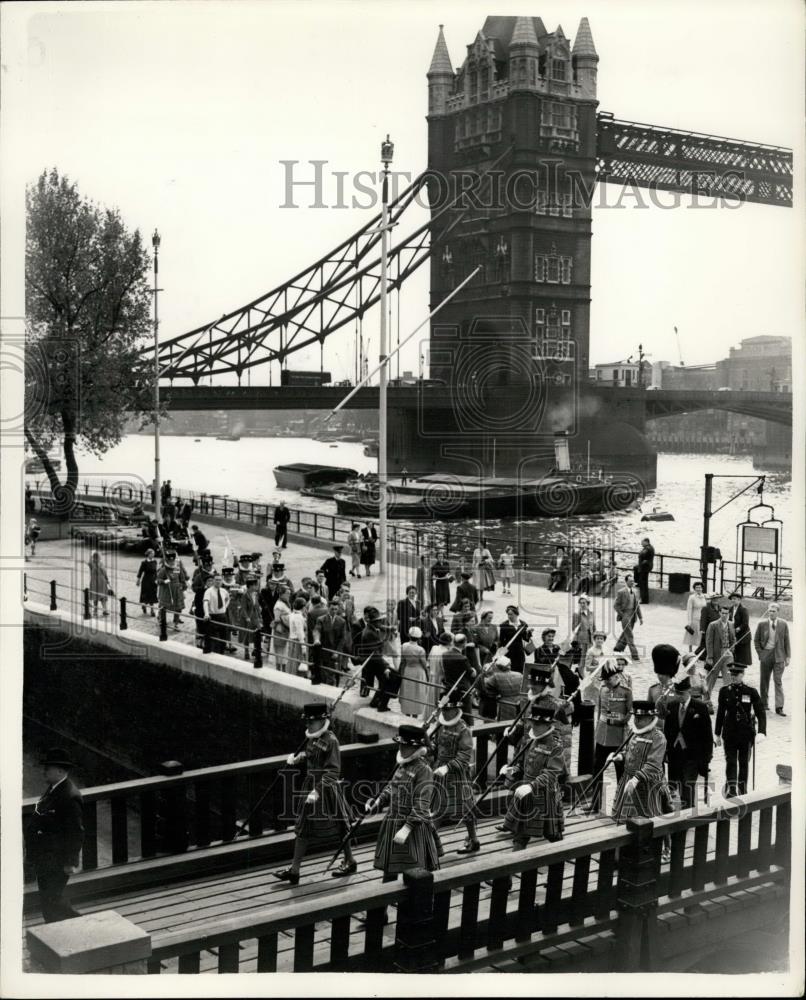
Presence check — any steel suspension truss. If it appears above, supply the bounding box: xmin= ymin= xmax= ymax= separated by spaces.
xmin=150 ymin=149 xmax=512 ymax=382
xmin=595 ymin=114 xmax=793 ymax=207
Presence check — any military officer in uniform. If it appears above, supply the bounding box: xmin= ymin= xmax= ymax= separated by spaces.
xmin=428 ymin=689 xmax=479 ymax=855
xmin=582 ymin=659 xmax=633 ymax=812
xmin=24 ymin=748 xmax=84 ymax=923
xmin=715 ymin=663 xmax=766 ymax=797
xmin=367 ymin=724 xmax=443 ymax=880
xmin=273 ymin=703 xmax=356 ymax=884
xmin=663 ymin=676 xmax=714 ymax=809
xmin=496 ymin=703 xmax=566 ymax=849
xmin=611 ymin=700 xmax=670 ymax=824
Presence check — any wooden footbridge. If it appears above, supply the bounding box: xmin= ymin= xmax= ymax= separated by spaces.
xmin=23 ymin=724 xmax=792 ymax=975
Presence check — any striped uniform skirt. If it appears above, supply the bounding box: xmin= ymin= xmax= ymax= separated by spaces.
xmin=294 ymin=777 xmax=354 ymax=849
xmin=500 ymin=773 xmax=565 ymax=842
xmin=612 ymin=774 xmax=674 ymax=824
xmin=373 ymin=817 xmax=443 ymax=874
xmin=431 ymin=768 xmax=475 ymax=823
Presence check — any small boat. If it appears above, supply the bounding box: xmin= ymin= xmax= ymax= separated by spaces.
xmin=216 ymin=434 xmax=241 ymax=441
xmin=641 ymin=507 xmax=675 ymax=522
xmin=194 ymin=438 xmax=201 ymax=442
xmin=273 ymin=463 xmax=359 ymax=490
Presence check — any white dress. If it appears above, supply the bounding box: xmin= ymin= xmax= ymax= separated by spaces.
xmin=684 ymin=593 xmax=706 ymax=647
xmin=472 ymin=547 xmax=496 ymax=592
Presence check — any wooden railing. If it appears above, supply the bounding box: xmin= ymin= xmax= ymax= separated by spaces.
xmin=24 ymin=720 xmax=569 ymax=876
xmin=140 ymin=784 xmax=790 ymax=974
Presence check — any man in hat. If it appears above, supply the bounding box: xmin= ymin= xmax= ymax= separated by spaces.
xmin=582 ymin=658 xmax=633 ymax=812
xmin=442 ymin=634 xmax=477 ymax=724
xmin=663 ymin=676 xmax=714 ymax=809
xmin=648 ymin=643 xmax=680 ymax=719
xmin=358 ymin=608 xmax=401 ymax=711
xmin=510 ymin=665 xmax=574 ymax=772
xmin=25 ymin=749 xmax=84 ymax=922
xmin=396 ymin=585 xmax=421 ymax=644
xmin=450 ymin=571 xmax=479 ymax=612
xmin=611 ymin=701 xmax=670 ymax=824
xmin=481 ymin=654 xmax=523 ymax=722
xmin=191 ymin=553 xmax=216 ymax=647
xmin=499 ymin=605 xmax=533 ymax=677
xmin=233 ymin=575 xmax=262 ymax=660
xmin=695 ymin=593 xmax=722 ymax=656
xmin=715 ymin=663 xmax=766 ymax=797
xmin=319 ymin=546 xmax=347 ymax=602
xmin=613 ymin=575 xmax=643 ymax=661
xmin=313 ymin=598 xmax=351 ymax=686
xmin=157 ymin=549 xmax=188 ymax=628
xmin=705 ymin=604 xmax=736 ymax=696
xmin=428 ymin=690 xmax=479 ymax=854
xmin=728 ymin=591 xmax=752 ymax=668
xmin=367 ymin=724 xmax=443 ymax=878
xmin=496 ymin=703 xmax=566 ymax=849
xmin=236 ymin=553 xmax=256 ymax=586
xmin=273 ymin=703 xmax=356 ymax=884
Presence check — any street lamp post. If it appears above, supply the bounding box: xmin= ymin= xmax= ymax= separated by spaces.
xmin=378 ymin=134 xmax=394 ymax=576
xmin=152 ymin=229 xmax=162 ymax=525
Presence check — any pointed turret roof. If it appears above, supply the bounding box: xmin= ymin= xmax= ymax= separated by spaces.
xmin=510 ymin=15 xmax=539 ymax=48
xmin=572 ymin=17 xmax=598 ymax=58
xmin=428 ymin=24 xmax=453 ymax=76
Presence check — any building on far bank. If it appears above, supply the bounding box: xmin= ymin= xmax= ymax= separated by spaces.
xmin=589 ymin=359 xmax=641 ymax=387
xmin=644 ymin=336 xmax=791 ymax=467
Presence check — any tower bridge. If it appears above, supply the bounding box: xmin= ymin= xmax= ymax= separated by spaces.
xmin=142 ymin=16 xmax=793 ymax=487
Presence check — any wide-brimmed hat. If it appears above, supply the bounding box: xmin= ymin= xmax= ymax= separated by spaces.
xmin=438 ymin=631 xmax=454 ymax=645
xmin=651 ymin=643 xmax=679 ymax=676
xmin=530 ymin=704 xmax=556 ymax=723
xmin=440 ymin=688 xmax=464 ymax=709
xmin=40 ymin=747 xmax=74 ymax=769
xmin=593 ymin=628 xmax=607 ymax=639
xmin=394 ymin=724 xmax=429 ymax=747
xmin=529 ymin=665 xmax=553 ymax=685
xmin=301 ymin=702 xmax=329 ymax=721
xmin=632 ymin=700 xmax=657 ymax=718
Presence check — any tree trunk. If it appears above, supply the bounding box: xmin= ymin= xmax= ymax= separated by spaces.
xmin=24 ymin=428 xmax=61 ymax=494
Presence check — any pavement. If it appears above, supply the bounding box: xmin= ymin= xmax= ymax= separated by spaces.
xmin=24 ymin=519 xmax=794 ymax=798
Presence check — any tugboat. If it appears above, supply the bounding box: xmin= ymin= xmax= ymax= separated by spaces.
xmin=641 ymin=506 xmax=675 ymax=522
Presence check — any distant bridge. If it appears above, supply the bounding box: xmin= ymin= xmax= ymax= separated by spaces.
xmin=163 ymin=384 xmax=792 ymax=426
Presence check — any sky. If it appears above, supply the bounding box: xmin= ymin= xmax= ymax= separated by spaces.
xmin=1 ymin=0 xmax=803 ymax=384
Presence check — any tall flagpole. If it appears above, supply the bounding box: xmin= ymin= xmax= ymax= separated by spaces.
xmin=378 ymin=135 xmax=394 ymax=576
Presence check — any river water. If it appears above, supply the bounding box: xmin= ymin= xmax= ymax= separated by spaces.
xmin=31 ymin=435 xmax=793 ymax=568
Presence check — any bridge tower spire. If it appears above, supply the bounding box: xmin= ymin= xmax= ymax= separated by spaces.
xmin=427 ymin=24 xmax=454 ymax=117
xmin=572 ymin=16 xmax=598 ymax=99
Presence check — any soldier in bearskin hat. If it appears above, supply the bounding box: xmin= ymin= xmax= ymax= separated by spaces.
xmin=273 ymin=703 xmax=356 ymax=885
xmin=367 ymin=724 xmax=443 ymax=878
xmin=496 ymin=703 xmax=566 ymax=849
xmin=648 ymin=642 xmax=680 ymax=719
xmin=611 ymin=700 xmax=671 ymax=825
xmin=429 ymin=689 xmax=479 ymax=854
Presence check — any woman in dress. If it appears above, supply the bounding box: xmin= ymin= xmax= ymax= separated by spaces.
xmin=398 ymin=627 xmax=429 ymax=718
xmin=348 ymin=522 xmax=362 ymax=578
xmin=88 ymin=551 xmax=111 ymax=616
xmin=286 ymin=596 xmax=308 ymax=676
xmin=498 ymin=545 xmax=515 ymax=595
xmin=430 ymin=550 xmax=453 ymax=607
xmin=360 ymin=522 xmax=377 ymax=576
xmin=450 ymin=597 xmax=477 ymax=636
xmin=472 ymin=538 xmax=496 ymax=597
xmin=571 ymin=595 xmax=596 ymax=666
xmin=270 ymin=586 xmax=292 ymax=671
xmin=684 ymin=581 xmax=707 ymax=651
xmin=136 ymin=548 xmax=159 ymax=616
xmin=382 ymin=598 xmax=401 ymax=670
xmin=421 ymin=603 xmax=445 ymax=654
xmin=472 ymin=609 xmax=499 ymax=666
xmin=424 ymin=632 xmax=452 ymax=719
xmin=157 ymin=550 xmax=188 ymax=627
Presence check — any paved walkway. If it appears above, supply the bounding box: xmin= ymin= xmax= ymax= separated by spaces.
xmin=24 ymin=521 xmax=793 ymax=797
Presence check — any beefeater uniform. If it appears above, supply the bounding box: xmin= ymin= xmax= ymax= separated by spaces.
xmin=429 ymin=716 xmax=474 ymax=824
xmin=374 ymin=750 xmax=443 ymax=875
xmin=499 ymin=719 xmax=566 ymax=843
xmin=294 ymin=726 xmax=354 ymax=849
xmin=612 ymin=711 xmax=671 ymax=823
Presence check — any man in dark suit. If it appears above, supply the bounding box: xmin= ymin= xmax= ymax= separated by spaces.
xmin=442 ymin=634 xmax=477 ymax=724
xmin=273 ymin=500 xmax=291 ymax=548
xmin=636 ymin=537 xmax=655 ymax=604
xmin=313 ymin=598 xmax=351 ymax=685
xmin=753 ymin=603 xmax=791 ymax=715
xmin=450 ymin=572 xmax=479 ymax=612
xmin=499 ymin=605 xmax=532 ymax=677
xmin=728 ymin=591 xmax=751 ymax=667
xmin=25 ymin=749 xmax=84 ymax=923
xmin=663 ymin=677 xmax=714 ymax=808
xmin=613 ymin=575 xmax=643 ymax=660
xmin=695 ymin=593 xmax=721 ymax=656
xmin=548 ymin=545 xmax=569 ymax=592
xmin=396 ymin=585 xmax=421 ymax=644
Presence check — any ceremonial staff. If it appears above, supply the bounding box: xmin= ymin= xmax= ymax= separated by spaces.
xmin=323 ymin=666 xmax=472 ymax=871
xmin=472 ymin=648 xmax=564 ymax=786
xmin=235 ymin=654 xmax=372 ymax=838
xmin=454 ymin=728 xmax=538 ymax=830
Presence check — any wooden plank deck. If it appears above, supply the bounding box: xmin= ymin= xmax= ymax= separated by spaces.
xmin=23 ymin=805 xmax=773 ymax=973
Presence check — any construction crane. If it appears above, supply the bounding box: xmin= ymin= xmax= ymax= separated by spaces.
xmin=673 ymin=325 xmax=685 ymax=367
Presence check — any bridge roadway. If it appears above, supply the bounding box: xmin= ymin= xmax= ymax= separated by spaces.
xmin=163 ymin=384 xmax=792 ymax=425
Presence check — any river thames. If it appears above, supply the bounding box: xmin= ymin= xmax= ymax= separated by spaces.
xmin=29 ymin=434 xmax=793 ymax=567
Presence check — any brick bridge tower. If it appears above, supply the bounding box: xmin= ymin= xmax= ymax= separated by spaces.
xmin=393 ymin=16 xmax=656 ymax=489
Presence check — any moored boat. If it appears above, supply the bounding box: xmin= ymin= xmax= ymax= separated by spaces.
xmin=273 ymin=463 xmax=359 ymax=490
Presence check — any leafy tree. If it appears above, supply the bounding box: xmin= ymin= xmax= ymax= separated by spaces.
xmin=25 ymin=168 xmax=154 ymax=508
